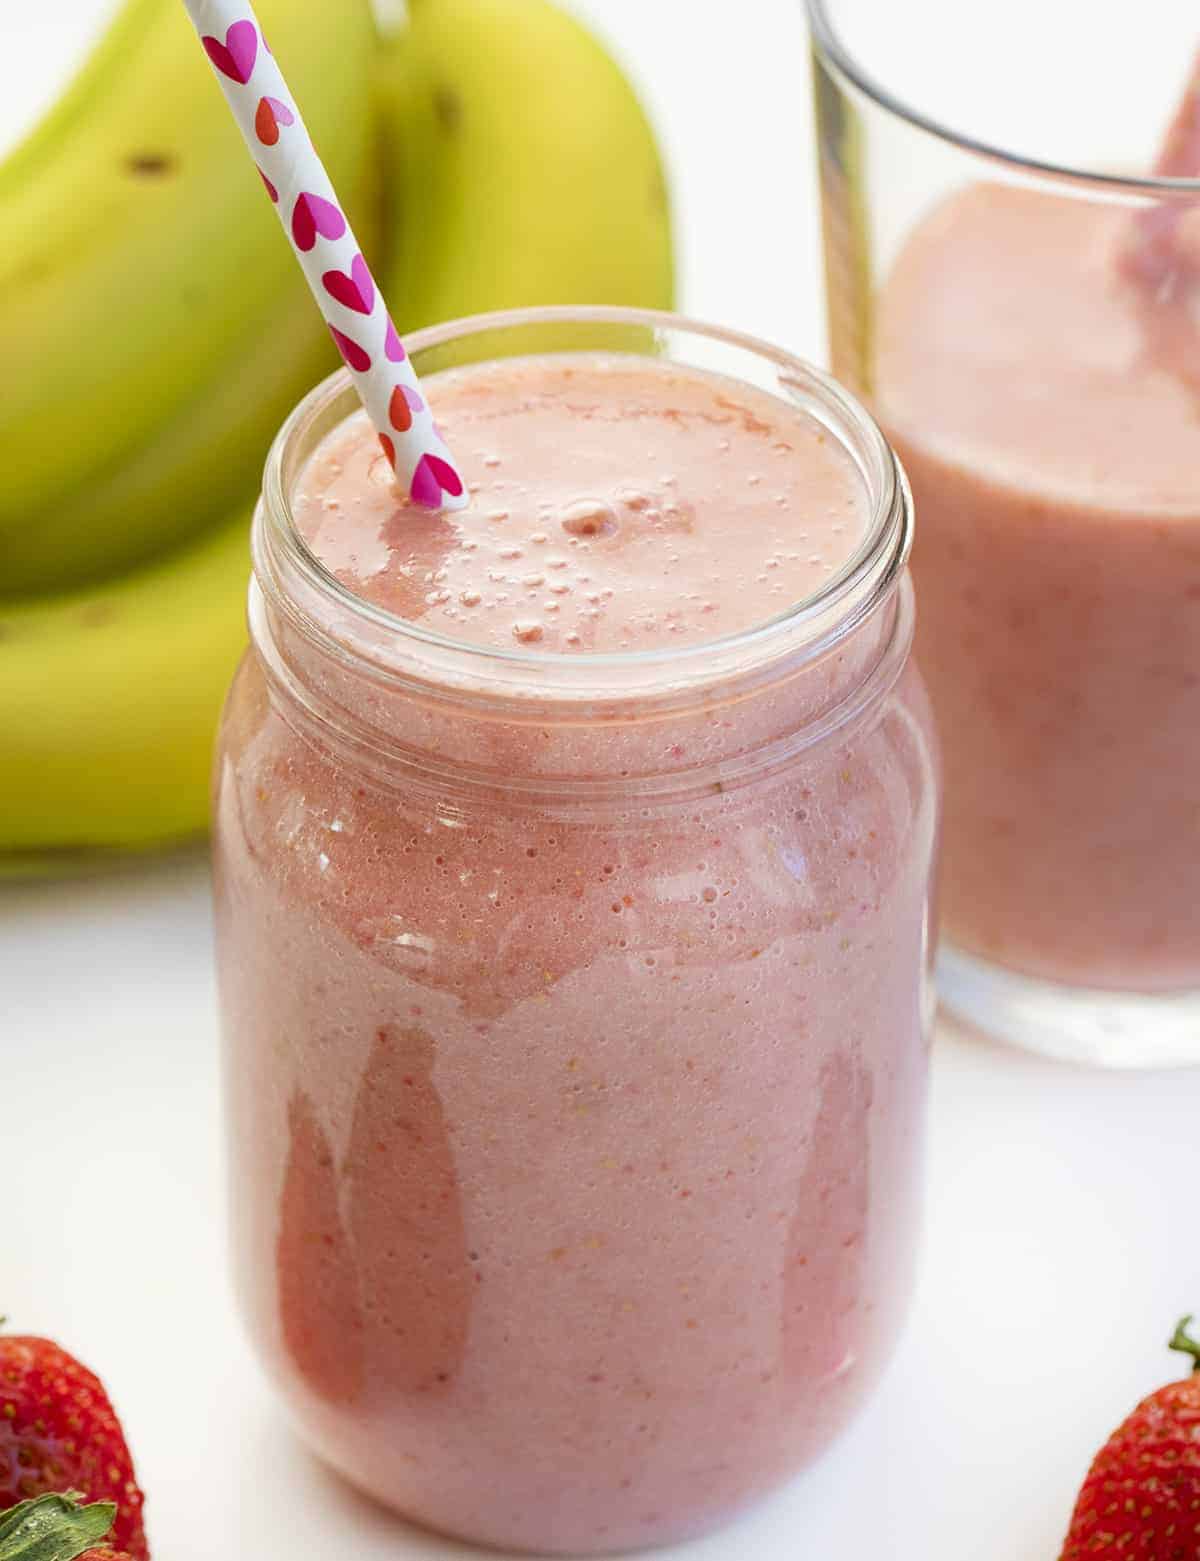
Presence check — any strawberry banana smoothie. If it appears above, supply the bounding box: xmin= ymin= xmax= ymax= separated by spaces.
xmin=877 ymin=185 xmax=1200 ymax=995
xmin=213 ymin=316 xmax=939 ymax=1553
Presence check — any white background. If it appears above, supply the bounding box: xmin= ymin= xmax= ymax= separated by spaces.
xmin=4 ymin=5 xmax=1200 ymax=1559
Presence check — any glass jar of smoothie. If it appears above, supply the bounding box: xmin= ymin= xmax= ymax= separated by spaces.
xmin=808 ymin=0 xmax=1200 ymax=1066
xmin=212 ymin=307 xmax=939 ymax=1554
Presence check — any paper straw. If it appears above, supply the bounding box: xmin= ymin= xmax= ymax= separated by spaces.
xmin=181 ymin=0 xmax=467 ymax=511
xmin=1120 ymin=48 xmax=1200 ymax=289
xmin=1149 ymin=48 xmax=1200 ymax=180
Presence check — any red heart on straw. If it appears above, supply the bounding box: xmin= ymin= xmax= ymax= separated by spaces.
xmin=389 ymin=385 xmax=415 ymax=431
xmin=330 ymin=325 xmax=371 ymax=373
xmin=202 ymin=20 xmax=258 ymax=84
xmin=292 ymin=193 xmax=346 ymax=253
xmin=410 ymin=453 xmax=464 ymax=508
xmin=378 ymin=433 xmax=397 ymax=470
xmin=323 ymin=254 xmax=375 ymax=315
xmin=384 ymin=317 xmax=407 ymax=363
xmin=258 ymin=168 xmax=279 ymax=203
xmin=255 ymin=95 xmax=294 ymax=147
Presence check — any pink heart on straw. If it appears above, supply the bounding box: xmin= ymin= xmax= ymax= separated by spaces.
xmin=258 ymin=167 xmax=278 ymax=203
xmin=292 ymin=192 xmax=346 ymax=253
xmin=330 ymin=325 xmax=371 ymax=373
xmin=384 ymin=317 xmax=406 ymax=363
xmin=202 ymin=20 xmax=258 ymax=84
xmin=410 ymin=453 xmax=464 ymax=509
xmin=255 ymin=95 xmax=294 ymax=147
xmin=322 ymin=254 xmax=375 ymax=315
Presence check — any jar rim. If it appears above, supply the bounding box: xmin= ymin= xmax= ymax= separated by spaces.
xmin=256 ymin=305 xmax=911 ymax=711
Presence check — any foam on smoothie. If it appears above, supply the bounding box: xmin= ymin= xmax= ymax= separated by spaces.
xmin=879 ymin=183 xmax=1200 ymax=510
xmin=293 ymin=355 xmax=869 ymax=653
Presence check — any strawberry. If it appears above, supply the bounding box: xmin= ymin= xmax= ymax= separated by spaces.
xmin=1060 ymin=1315 xmax=1200 ymax=1559
xmin=0 ymin=1492 xmax=131 ymax=1560
xmin=0 ymin=1336 xmax=146 ymax=1560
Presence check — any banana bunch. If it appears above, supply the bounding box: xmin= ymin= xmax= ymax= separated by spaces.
xmin=0 ymin=0 xmax=674 ymax=869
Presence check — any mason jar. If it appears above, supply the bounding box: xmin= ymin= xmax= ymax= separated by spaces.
xmin=212 ymin=307 xmax=940 ymax=1554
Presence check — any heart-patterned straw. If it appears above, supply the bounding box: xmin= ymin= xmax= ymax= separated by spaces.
xmin=1119 ymin=47 xmax=1200 ymax=289
xmin=181 ymin=0 xmax=467 ymax=511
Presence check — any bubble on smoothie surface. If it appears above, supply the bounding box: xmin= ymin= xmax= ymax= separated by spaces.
xmin=560 ymin=500 xmax=620 ymax=539
xmin=291 ymin=355 xmax=870 ymax=654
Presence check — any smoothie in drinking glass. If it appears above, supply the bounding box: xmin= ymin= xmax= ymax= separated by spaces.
xmin=809 ymin=0 xmax=1200 ymax=1064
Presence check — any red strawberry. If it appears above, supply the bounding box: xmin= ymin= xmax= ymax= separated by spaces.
xmin=0 ymin=1492 xmax=131 ymax=1559
xmin=0 ymin=1335 xmax=147 ymax=1559
xmin=1060 ymin=1315 xmax=1200 ymax=1559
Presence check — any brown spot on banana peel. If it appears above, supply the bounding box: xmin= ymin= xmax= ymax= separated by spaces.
xmin=433 ymin=84 xmax=462 ymax=135
xmin=126 ymin=152 xmax=177 ymax=177
xmin=76 ymin=602 xmax=119 ymax=629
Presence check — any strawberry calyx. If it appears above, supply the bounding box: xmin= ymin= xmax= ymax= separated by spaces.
xmin=0 ymin=1494 xmax=117 ymax=1561
xmin=1168 ymin=1313 xmax=1200 ymax=1373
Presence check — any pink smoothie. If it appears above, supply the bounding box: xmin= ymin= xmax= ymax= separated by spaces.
xmin=295 ymin=357 xmax=868 ymax=652
xmin=877 ymin=184 xmax=1200 ymax=991
xmin=213 ymin=352 xmax=938 ymax=1552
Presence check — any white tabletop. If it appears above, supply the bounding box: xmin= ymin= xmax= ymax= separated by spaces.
xmin=5 ymin=5 xmax=1200 ymax=1560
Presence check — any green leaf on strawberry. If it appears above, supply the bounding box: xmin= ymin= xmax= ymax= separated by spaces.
xmin=0 ymin=1494 xmax=118 ymax=1561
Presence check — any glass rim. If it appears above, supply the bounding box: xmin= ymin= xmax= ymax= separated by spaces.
xmin=806 ymin=0 xmax=1200 ymax=196
xmin=258 ymin=304 xmax=912 ymax=691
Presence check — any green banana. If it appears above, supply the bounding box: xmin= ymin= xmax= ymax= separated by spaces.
xmin=378 ymin=0 xmax=674 ymax=332
xmin=0 ymin=0 xmax=379 ymax=595
xmin=0 ymin=0 xmax=678 ymax=865
xmin=0 ymin=504 xmax=250 ymax=865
